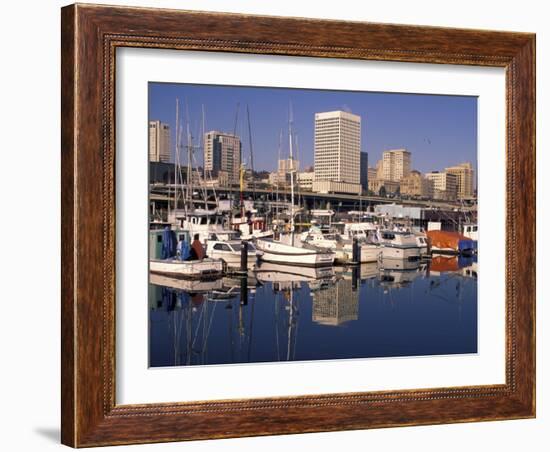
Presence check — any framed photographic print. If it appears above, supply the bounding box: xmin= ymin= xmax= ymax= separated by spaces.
xmin=61 ymin=3 xmax=536 ymax=447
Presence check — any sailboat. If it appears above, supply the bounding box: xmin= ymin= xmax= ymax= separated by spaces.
xmin=256 ymin=107 xmax=335 ymax=267
xmin=231 ymin=106 xmax=274 ymax=241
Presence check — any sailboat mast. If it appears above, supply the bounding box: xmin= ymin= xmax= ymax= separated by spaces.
xmin=185 ymin=101 xmax=193 ymax=212
xmin=289 ymin=106 xmax=295 ymax=238
xmin=246 ymin=104 xmax=256 ymax=197
xmin=276 ymin=129 xmax=282 ymax=221
xmin=174 ymin=98 xmax=180 ymax=215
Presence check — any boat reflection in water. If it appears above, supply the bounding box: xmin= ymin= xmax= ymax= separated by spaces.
xmin=149 ymin=255 xmax=478 ymax=367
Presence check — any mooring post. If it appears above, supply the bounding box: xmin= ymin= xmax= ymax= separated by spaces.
xmin=352 ymin=266 xmax=359 ymax=291
xmin=351 ymin=237 xmax=359 ymax=265
xmin=240 ymin=240 xmax=248 ymax=274
xmin=240 ymin=275 xmax=248 ymax=306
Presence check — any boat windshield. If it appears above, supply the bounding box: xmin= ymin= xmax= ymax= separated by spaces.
xmin=231 ymin=242 xmax=256 ymax=252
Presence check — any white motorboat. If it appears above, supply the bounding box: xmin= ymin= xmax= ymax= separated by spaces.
xmin=300 ymin=225 xmax=381 ymax=264
xmin=206 ymin=238 xmax=259 ymax=268
xmin=300 ymin=226 xmax=349 ymax=264
xmin=342 ymin=220 xmax=378 ymax=242
xmin=378 ymin=230 xmax=421 ymax=261
xmin=149 ymin=258 xmax=224 ymax=280
xmin=256 ymin=234 xmax=335 ymax=267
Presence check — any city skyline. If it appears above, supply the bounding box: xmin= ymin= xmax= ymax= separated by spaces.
xmin=148 ymin=82 xmax=478 ymax=175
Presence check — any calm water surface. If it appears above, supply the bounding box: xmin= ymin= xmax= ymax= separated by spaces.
xmin=149 ymin=256 xmax=478 ymax=367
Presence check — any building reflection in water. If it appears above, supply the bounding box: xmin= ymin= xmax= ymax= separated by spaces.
xmin=311 ymin=275 xmax=359 ymax=326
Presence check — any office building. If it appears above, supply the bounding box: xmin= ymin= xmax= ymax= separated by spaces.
xmin=297 ymin=171 xmax=315 ymax=191
xmin=425 ymin=171 xmax=458 ymax=201
xmin=381 ymin=149 xmax=411 ymax=182
xmin=368 ymin=179 xmax=400 ymax=196
xmin=367 ymin=167 xmax=378 ymax=186
xmin=445 ymin=162 xmax=475 ymax=200
xmin=148 ymin=120 xmax=171 ymax=163
xmin=313 ymin=110 xmax=362 ymax=194
xmin=204 ymin=131 xmax=241 ymax=184
xmin=400 ymin=170 xmax=434 ymax=198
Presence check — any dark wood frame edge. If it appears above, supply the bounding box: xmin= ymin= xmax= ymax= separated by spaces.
xmin=61 ymin=3 xmax=536 ymax=447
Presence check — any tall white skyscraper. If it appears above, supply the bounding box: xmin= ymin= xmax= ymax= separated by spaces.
xmin=381 ymin=149 xmax=411 ymax=182
xmin=203 ymin=131 xmax=241 ymax=184
xmin=148 ymin=120 xmax=171 ymax=163
xmin=314 ymin=110 xmax=361 ymax=185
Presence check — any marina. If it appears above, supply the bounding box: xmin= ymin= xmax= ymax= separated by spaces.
xmin=148 ymin=84 xmax=479 ymax=367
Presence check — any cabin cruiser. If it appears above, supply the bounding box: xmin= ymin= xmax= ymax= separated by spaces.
xmin=377 ymin=230 xmax=421 ymax=261
xmin=342 ymin=221 xmax=378 ymax=242
xmin=174 ymin=209 xmax=232 ymax=245
xmin=300 ymin=225 xmax=381 ymax=264
xmin=206 ymin=235 xmax=259 ymax=268
xmin=300 ymin=226 xmax=350 ymax=264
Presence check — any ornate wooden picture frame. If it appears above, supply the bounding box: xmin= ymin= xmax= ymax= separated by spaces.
xmin=61 ymin=3 xmax=535 ymax=447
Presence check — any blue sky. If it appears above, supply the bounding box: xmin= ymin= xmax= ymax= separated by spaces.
xmin=148 ymin=82 xmax=477 ymax=175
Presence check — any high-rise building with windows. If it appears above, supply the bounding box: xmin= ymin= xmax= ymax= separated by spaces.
xmin=203 ymin=131 xmax=241 ymax=185
xmin=367 ymin=167 xmax=378 ymax=185
xmin=313 ymin=111 xmax=361 ymax=194
xmin=148 ymin=120 xmax=171 ymax=163
xmin=381 ymin=149 xmax=411 ymax=182
xmin=425 ymin=171 xmax=458 ymax=201
xmin=445 ymin=162 xmax=475 ymax=200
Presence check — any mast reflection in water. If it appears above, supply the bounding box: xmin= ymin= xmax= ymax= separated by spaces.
xmin=149 ymin=257 xmax=478 ymax=367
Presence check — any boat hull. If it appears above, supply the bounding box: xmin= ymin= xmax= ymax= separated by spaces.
xmin=208 ymin=251 xmax=257 ymax=268
xmin=256 ymin=240 xmax=334 ymax=267
xmin=381 ymin=246 xmax=421 ymax=261
xmin=358 ymin=244 xmax=382 ymax=263
xmin=149 ymin=259 xmax=223 ymax=279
